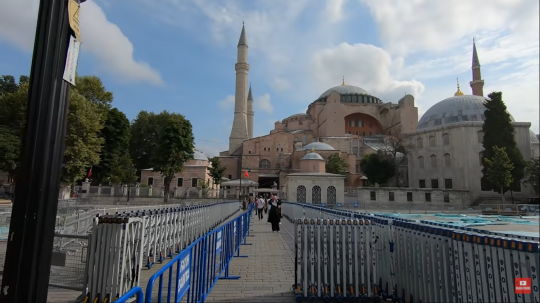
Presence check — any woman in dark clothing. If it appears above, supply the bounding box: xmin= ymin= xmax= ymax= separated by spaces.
xmin=268 ymin=201 xmax=280 ymax=232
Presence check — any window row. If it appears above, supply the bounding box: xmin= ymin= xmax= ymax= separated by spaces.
xmin=297 ymin=185 xmax=337 ymax=204
xmin=417 ymin=154 xmax=452 ymax=168
xmin=418 ymin=178 xmax=453 ymax=189
xmin=147 ymin=177 xmax=202 ymax=188
xmin=347 ymin=120 xmax=374 ymax=128
xmin=339 ymin=95 xmax=380 ymax=104
xmin=369 ymin=190 xmax=451 ymax=203
xmin=261 ymin=147 xmax=284 ymax=152
xmin=348 ymin=130 xmax=373 ymax=136
xmin=416 ymin=133 xmax=450 ymax=148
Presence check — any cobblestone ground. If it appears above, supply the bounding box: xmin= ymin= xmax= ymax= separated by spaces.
xmin=203 ymin=213 xmax=298 ymax=302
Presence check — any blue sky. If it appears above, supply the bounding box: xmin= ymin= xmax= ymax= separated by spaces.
xmin=1 ymin=0 xmax=538 ymax=156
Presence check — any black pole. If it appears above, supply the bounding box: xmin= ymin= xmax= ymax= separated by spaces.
xmin=1 ymin=0 xmax=78 ymax=301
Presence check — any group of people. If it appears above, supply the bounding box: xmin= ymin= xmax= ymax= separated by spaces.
xmin=253 ymin=194 xmax=282 ymax=232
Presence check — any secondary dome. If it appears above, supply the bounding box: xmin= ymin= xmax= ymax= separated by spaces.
xmin=319 ymin=85 xmax=369 ymax=98
xmin=302 ymin=142 xmax=336 ymax=151
xmin=193 ymin=150 xmax=208 ymax=161
xmin=302 ymin=152 xmax=324 ymax=160
xmin=417 ymin=95 xmax=515 ymax=131
xmin=530 ymin=130 xmax=539 ymax=143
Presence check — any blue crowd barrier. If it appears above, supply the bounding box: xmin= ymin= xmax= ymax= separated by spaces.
xmin=141 ymin=204 xmax=253 ymax=303
xmin=115 ymin=286 xmax=144 ymax=303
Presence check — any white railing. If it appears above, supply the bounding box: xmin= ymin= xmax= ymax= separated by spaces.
xmin=85 ymin=201 xmax=240 ymax=302
xmin=284 ymin=202 xmax=540 ymax=303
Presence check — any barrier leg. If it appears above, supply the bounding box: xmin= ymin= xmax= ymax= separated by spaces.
xmin=219 ymin=265 xmax=241 ymax=280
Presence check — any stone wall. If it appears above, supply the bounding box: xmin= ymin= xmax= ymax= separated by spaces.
xmin=358 ymin=187 xmax=471 ymax=205
xmin=287 ymin=174 xmax=346 ymax=204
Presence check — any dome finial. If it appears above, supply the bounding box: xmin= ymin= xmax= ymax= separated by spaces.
xmin=342 ymin=76 xmax=345 ymax=86
xmin=311 ymin=147 xmax=315 ymax=152
xmin=454 ymin=77 xmax=464 ymax=96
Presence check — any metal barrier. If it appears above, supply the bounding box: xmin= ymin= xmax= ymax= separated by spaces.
xmin=49 ymin=234 xmax=91 ymax=291
xmin=84 ymin=201 xmax=241 ymax=303
xmin=284 ymin=202 xmax=540 ymax=303
xmin=144 ymin=204 xmax=253 ymax=303
xmin=115 ymin=286 xmax=144 ymax=303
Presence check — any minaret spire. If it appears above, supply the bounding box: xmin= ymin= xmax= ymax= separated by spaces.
xmin=229 ymin=23 xmax=250 ymax=154
xmin=454 ymin=78 xmax=464 ymax=96
xmin=247 ymin=84 xmax=254 ymax=139
xmin=469 ymin=37 xmax=484 ymax=96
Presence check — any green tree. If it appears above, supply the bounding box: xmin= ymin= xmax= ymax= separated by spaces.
xmin=130 ymin=111 xmax=165 ymax=171
xmin=484 ymin=146 xmax=514 ymax=203
xmin=152 ymin=112 xmax=195 ymax=202
xmin=326 ymin=153 xmax=349 ymax=175
xmin=92 ymin=108 xmax=132 ymax=185
xmin=108 ymin=154 xmax=138 ymax=185
xmin=208 ymin=157 xmax=227 ymax=189
xmin=523 ymin=158 xmax=539 ymax=195
xmin=382 ymin=128 xmax=410 ymax=186
xmin=360 ymin=153 xmax=395 ymax=186
xmin=75 ymin=75 xmax=113 ymax=110
xmin=0 ymin=126 xmax=21 ymax=177
xmin=0 ymin=75 xmax=18 ymax=96
xmin=481 ymin=91 xmax=526 ymax=193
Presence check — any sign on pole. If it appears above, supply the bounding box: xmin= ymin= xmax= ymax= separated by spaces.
xmin=67 ymin=0 xmax=82 ymax=42
xmin=63 ymin=35 xmax=80 ymax=85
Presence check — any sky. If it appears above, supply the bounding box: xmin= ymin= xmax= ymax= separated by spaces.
xmin=0 ymin=0 xmax=538 ymax=157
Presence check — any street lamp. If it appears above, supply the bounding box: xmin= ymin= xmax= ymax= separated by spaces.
xmin=125 ymin=164 xmax=135 ymax=204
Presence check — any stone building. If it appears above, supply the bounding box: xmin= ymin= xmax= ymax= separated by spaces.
xmin=407 ymin=40 xmax=539 ymax=204
xmin=219 ymin=24 xmax=418 ymax=196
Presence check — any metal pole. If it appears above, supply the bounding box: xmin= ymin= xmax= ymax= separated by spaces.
xmin=1 ymin=0 xmax=80 ymax=301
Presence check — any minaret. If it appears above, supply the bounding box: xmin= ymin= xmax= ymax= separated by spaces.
xmin=229 ymin=23 xmax=250 ymax=153
xmin=247 ymin=84 xmax=254 ymax=139
xmin=470 ymin=38 xmax=484 ymax=96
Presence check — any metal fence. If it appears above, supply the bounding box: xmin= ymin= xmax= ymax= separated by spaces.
xmin=283 ymin=202 xmax=540 ymax=303
xmin=49 ymin=234 xmax=90 ymax=291
xmin=84 ymin=201 xmax=241 ymax=303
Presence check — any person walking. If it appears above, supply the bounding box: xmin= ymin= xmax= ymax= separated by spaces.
xmin=268 ymin=200 xmax=280 ymax=232
xmin=266 ymin=196 xmax=272 ymax=223
xmin=256 ymin=196 xmax=265 ymax=220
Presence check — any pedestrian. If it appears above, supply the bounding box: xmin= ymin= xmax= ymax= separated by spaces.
xmin=268 ymin=200 xmax=280 ymax=232
xmin=256 ymin=196 xmax=265 ymax=220
xmin=266 ymin=196 xmax=272 ymax=223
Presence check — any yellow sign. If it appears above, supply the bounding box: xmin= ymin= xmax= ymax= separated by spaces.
xmin=68 ymin=0 xmax=82 ymax=42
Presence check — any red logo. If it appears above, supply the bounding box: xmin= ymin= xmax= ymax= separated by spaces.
xmin=515 ymin=278 xmax=531 ymax=294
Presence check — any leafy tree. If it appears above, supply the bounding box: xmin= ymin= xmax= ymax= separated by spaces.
xmin=130 ymin=111 xmax=166 ymax=171
xmin=326 ymin=153 xmax=349 ymax=175
xmin=483 ymin=146 xmax=514 ymax=203
xmin=523 ymin=158 xmax=539 ymax=195
xmin=108 ymin=154 xmax=138 ymax=185
xmin=92 ymin=108 xmax=132 ymax=185
xmin=75 ymin=75 xmax=113 ymax=110
xmin=360 ymin=153 xmax=395 ymax=186
xmin=0 ymin=126 xmax=21 ymax=177
xmin=208 ymin=157 xmax=227 ymax=189
xmin=481 ymin=91 xmax=526 ymax=193
xmin=152 ymin=112 xmax=195 ymax=202
xmin=382 ymin=127 xmax=410 ymax=186
xmin=0 ymin=75 xmax=18 ymax=96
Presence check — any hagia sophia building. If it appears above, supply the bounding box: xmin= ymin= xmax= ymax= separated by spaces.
xmin=217 ymin=24 xmax=539 ymax=204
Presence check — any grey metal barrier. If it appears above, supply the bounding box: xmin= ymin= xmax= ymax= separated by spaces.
xmin=49 ymin=234 xmax=91 ymax=292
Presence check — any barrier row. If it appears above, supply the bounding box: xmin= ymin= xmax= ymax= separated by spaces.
xmin=116 ymin=204 xmax=254 ymax=303
xmin=284 ymin=202 xmax=540 ymax=303
xmin=85 ymin=201 xmax=241 ymax=303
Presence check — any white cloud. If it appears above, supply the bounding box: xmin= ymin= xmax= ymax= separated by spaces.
xmin=255 ymin=94 xmax=274 ymax=114
xmin=325 ymin=0 xmax=347 ymax=23
xmin=269 ymin=77 xmax=292 ymax=92
xmin=196 ymin=144 xmax=227 ymax=158
xmin=359 ymin=0 xmax=539 ymax=56
xmin=0 ymin=0 xmax=162 ymax=85
xmin=311 ymin=43 xmax=425 ymax=102
xmin=218 ymin=95 xmax=235 ymax=108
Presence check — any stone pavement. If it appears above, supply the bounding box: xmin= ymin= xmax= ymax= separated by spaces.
xmin=203 ymin=213 xmax=297 ymax=302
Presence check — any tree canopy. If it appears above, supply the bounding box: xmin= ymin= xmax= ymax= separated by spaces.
xmin=523 ymin=158 xmax=539 ymax=195
xmin=382 ymin=127 xmax=410 ymax=186
xmin=360 ymin=153 xmax=395 ymax=186
xmin=208 ymin=157 xmax=226 ymax=188
xmin=130 ymin=111 xmax=165 ymax=171
xmin=481 ymin=91 xmax=525 ymax=193
xmin=326 ymin=153 xmax=349 ymax=175
xmin=483 ymin=146 xmax=514 ymax=203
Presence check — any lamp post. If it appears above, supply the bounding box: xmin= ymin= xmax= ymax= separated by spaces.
xmin=1 ymin=0 xmax=85 ymax=301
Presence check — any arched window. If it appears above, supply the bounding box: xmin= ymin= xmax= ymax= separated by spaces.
xmin=443 ymin=153 xmax=451 ymax=167
xmin=417 ymin=137 xmax=423 ymax=148
xmin=297 ymin=185 xmax=306 ymax=202
xmin=312 ymin=185 xmax=321 ymax=204
xmin=312 ymin=164 xmax=318 ymax=171
xmin=442 ymin=133 xmax=450 ymax=145
xmin=327 ymin=186 xmax=337 ymax=204
xmin=294 ymin=137 xmax=298 ymax=142
xmin=259 ymin=159 xmax=271 ymax=169
xmin=418 ymin=156 xmax=425 ymax=169
xmin=369 ymin=131 xmax=372 ymax=136
xmin=302 ymin=135 xmax=307 ymax=145
xmin=430 ymin=154 xmax=437 ymax=168
xmin=479 ymin=151 xmax=484 ymax=165
xmin=477 ymin=131 xmax=484 ymax=144
xmin=362 ymin=131 xmax=366 ymax=136
xmin=429 ymin=136 xmax=436 ymax=147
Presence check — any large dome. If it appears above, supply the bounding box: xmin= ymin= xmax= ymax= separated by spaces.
xmin=319 ymin=85 xmax=369 ymax=98
xmin=417 ymin=95 xmax=515 ymax=131
xmin=302 ymin=142 xmax=336 ymax=151
xmin=193 ymin=150 xmax=208 ymax=161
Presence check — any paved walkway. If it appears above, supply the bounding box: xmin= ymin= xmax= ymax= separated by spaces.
xmin=203 ymin=213 xmax=297 ymax=302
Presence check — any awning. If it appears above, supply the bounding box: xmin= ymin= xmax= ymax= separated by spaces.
xmin=359 ymin=176 xmax=368 ymax=180
xmin=253 ymin=188 xmax=279 ymax=193
xmin=220 ymin=179 xmax=259 ymax=187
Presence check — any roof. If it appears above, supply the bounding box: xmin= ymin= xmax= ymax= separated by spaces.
xmin=302 ymin=152 xmax=324 ymax=160
xmin=221 ymin=179 xmax=258 ymax=187
xmin=319 ymin=84 xmax=369 ymax=98
xmin=287 ymin=172 xmax=346 ymax=178
xmin=238 ymin=24 xmax=247 ymax=47
xmin=247 ymin=84 xmax=253 ymax=101
xmin=530 ymin=130 xmax=539 ymax=143
xmin=193 ymin=150 xmax=208 ymax=161
xmin=472 ymin=39 xmax=480 ymax=67
xmin=302 ymin=142 xmax=335 ymax=151
xmin=416 ymin=95 xmax=515 ymax=131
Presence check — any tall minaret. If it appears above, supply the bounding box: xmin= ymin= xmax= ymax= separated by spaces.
xmin=470 ymin=38 xmax=484 ymax=96
xmin=229 ymin=23 xmax=250 ymax=153
xmin=247 ymin=84 xmax=254 ymax=139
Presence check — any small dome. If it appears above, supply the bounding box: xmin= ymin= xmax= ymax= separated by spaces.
xmin=530 ymin=130 xmax=539 ymax=143
xmin=193 ymin=150 xmax=208 ymax=161
xmin=302 ymin=152 xmax=324 ymax=160
xmin=302 ymin=142 xmax=336 ymax=151
xmin=319 ymin=85 xmax=369 ymax=98
xmin=417 ymin=95 xmax=515 ymax=131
